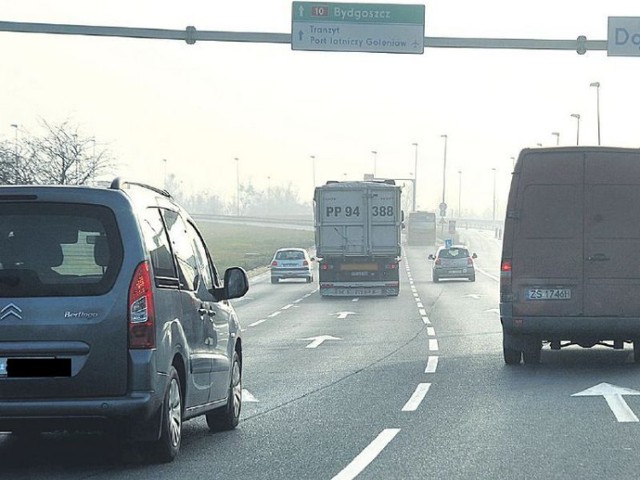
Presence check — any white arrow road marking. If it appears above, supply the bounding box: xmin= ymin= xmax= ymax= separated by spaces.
xmin=425 ymin=356 xmax=439 ymax=373
xmin=402 ymin=383 xmax=431 ymax=411
xmin=331 ymin=429 xmax=400 ymax=480
xmin=334 ymin=311 xmax=357 ymax=319
xmin=572 ymin=383 xmax=640 ymax=423
xmin=242 ymin=389 xmax=258 ymax=403
xmin=302 ymin=335 xmax=342 ymax=348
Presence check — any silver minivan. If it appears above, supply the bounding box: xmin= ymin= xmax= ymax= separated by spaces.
xmin=0 ymin=179 xmax=249 ymax=462
xmin=500 ymin=147 xmax=640 ymax=365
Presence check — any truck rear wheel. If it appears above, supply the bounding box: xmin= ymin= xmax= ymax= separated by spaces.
xmin=504 ymin=347 xmax=522 ymax=365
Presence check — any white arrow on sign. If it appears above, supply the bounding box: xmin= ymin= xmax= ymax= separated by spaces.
xmin=302 ymin=335 xmax=342 ymax=349
xmin=572 ymin=382 xmax=640 ymax=423
xmin=334 ymin=311 xmax=357 ymax=319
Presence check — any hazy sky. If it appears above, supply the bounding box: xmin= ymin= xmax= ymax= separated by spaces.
xmin=2 ymin=1 xmax=639 ymax=216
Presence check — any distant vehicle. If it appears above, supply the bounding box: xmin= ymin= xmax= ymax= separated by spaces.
xmin=270 ymin=247 xmax=314 ymax=283
xmin=0 ymin=178 xmax=249 ymax=462
xmin=501 ymin=147 xmax=640 ymax=365
xmin=429 ymin=245 xmax=477 ymax=282
xmin=314 ymin=180 xmax=403 ymax=297
xmin=407 ymin=211 xmax=437 ymax=246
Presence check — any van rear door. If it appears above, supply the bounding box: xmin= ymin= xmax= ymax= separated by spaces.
xmin=583 ymin=150 xmax=640 ymax=317
xmin=510 ymin=151 xmax=584 ymax=317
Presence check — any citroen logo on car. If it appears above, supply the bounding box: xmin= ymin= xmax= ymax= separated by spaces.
xmin=0 ymin=303 xmax=23 ymax=320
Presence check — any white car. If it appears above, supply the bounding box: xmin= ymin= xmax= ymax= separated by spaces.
xmin=270 ymin=248 xmax=314 ymax=283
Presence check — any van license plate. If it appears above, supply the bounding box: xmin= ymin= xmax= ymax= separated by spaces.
xmin=527 ymin=288 xmax=571 ymax=300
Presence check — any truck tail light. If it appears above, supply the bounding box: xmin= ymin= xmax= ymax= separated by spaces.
xmin=385 ymin=263 xmax=398 ymax=270
xmin=501 ymin=259 xmax=512 ymax=272
xmin=321 ymin=263 xmax=329 ymax=270
xmin=128 ymin=261 xmax=156 ymax=349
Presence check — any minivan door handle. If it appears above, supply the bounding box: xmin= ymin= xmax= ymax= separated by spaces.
xmin=587 ymin=253 xmax=610 ymax=262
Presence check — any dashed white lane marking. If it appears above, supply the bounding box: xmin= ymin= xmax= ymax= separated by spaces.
xmin=402 ymin=383 xmax=431 ymax=412
xmin=331 ymin=429 xmax=401 ymax=480
xmin=268 ymin=311 xmax=282 ymax=318
xmin=416 ymin=302 xmax=424 ymax=308
xmin=242 ymin=389 xmax=259 ymax=403
xmin=427 ymin=327 xmax=436 ymax=336
xmin=413 ymin=293 xmax=419 ymax=298
xmin=352 ymin=298 xmax=359 ymax=302
xmin=476 ymin=266 xmax=499 ymax=282
xmin=294 ymin=298 xmax=303 ymax=304
xmin=429 ymin=339 xmax=439 ymax=351
xmin=425 ymin=356 xmax=439 ymax=373
xmin=282 ymin=304 xmax=294 ymax=310
xmin=422 ymin=316 xmax=431 ymax=325
xmin=248 ymin=319 xmax=267 ymax=327
xmin=419 ymin=308 xmax=427 ymax=316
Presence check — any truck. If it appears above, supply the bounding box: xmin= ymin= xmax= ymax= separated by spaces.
xmin=406 ymin=211 xmax=437 ymax=246
xmin=314 ymin=180 xmax=403 ymax=297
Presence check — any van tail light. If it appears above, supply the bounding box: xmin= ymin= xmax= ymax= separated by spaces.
xmin=271 ymin=261 xmax=278 ymax=267
xmin=501 ymin=259 xmax=512 ymax=272
xmin=500 ymin=259 xmax=513 ymax=303
xmin=321 ymin=263 xmax=329 ymax=270
xmin=128 ymin=261 xmax=156 ymax=349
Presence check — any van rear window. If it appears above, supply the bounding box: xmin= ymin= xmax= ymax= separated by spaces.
xmin=0 ymin=203 xmax=123 ymax=297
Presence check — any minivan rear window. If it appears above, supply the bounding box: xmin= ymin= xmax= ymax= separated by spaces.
xmin=0 ymin=202 xmax=123 ymax=297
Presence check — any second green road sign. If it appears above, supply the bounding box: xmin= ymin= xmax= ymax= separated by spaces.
xmin=291 ymin=2 xmax=425 ymax=54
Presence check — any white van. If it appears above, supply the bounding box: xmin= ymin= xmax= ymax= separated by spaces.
xmin=500 ymin=147 xmax=640 ymax=364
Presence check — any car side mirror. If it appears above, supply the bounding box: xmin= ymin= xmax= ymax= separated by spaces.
xmin=472 ymin=253 xmax=478 ymax=259
xmin=215 ymin=267 xmax=249 ymax=300
xmin=310 ymin=257 xmax=316 ymax=262
xmin=428 ymin=254 xmax=435 ymax=260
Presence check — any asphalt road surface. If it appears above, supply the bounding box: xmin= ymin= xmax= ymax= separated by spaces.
xmin=3 ymin=228 xmax=640 ymax=479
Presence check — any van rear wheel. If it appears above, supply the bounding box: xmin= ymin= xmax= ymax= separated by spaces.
xmin=523 ymin=338 xmax=542 ymax=365
xmin=503 ymin=347 xmax=522 ymax=365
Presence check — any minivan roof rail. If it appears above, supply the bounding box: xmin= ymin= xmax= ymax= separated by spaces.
xmin=110 ymin=177 xmax=172 ymax=198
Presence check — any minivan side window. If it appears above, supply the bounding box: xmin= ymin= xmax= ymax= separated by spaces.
xmin=140 ymin=207 xmax=178 ymax=282
xmin=186 ymin=221 xmax=217 ymax=290
xmin=162 ymin=210 xmax=199 ymax=291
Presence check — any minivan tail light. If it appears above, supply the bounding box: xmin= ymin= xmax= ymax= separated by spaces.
xmin=128 ymin=261 xmax=156 ymax=349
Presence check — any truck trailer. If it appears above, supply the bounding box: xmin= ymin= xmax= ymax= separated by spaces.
xmin=314 ymin=180 xmax=403 ymax=297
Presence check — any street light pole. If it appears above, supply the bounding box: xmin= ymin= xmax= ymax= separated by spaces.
xmin=552 ymin=131 xmax=560 ymax=145
xmin=492 ymin=167 xmax=497 ymax=221
xmin=371 ymin=150 xmax=378 ymax=177
xmin=590 ymin=81 xmax=601 ymax=146
xmin=570 ymin=113 xmax=581 ymax=145
xmin=310 ymin=155 xmax=316 ymax=190
xmin=10 ymin=124 xmax=18 ymax=184
xmin=458 ymin=170 xmax=462 ymax=218
xmin=234 ymin=157 xmax=240 ymax=216
xmin=440 ymin=135 xmax=448 ymax=208
xmin=411 ymin=142 xmax=418 ymax=212
xmin=510 ymin=156 xmax=516 ymax=169
xmin=162 ymin=158 xmax=167 ymax=189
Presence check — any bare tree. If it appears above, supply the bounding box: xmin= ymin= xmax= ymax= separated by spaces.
xmin=13 ymin=120 xmax=114 ymax=185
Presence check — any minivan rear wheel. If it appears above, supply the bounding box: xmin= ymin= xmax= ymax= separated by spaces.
xmin=147 ymin=366 xmax=182 ymax=463
xmin=206 ymin=351 xmax=242 ymax=432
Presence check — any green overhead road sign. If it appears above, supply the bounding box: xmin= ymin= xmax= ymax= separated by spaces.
xmin=292 ymin=2 xmax=425 ymax=54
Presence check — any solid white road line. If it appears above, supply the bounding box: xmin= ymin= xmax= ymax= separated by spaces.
xmin=331 ymin=429 xmax=401 ymax=480
xmin=425 ymin=356 xmax=439 ymax=373
xmin=476 ymin=266 xmax=499 ymax=282
xmin=282 ymin=304 xmax=294 ymax=310
xmin=248 ymin=319 xmax=267 ymax=327
xmin=402 ymin=383 xmax=432 ymax=412
xmin=429 ymin=339 xmax=439 ymax=351
xmin=268 ymin=311 xmax=282 ymax=318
